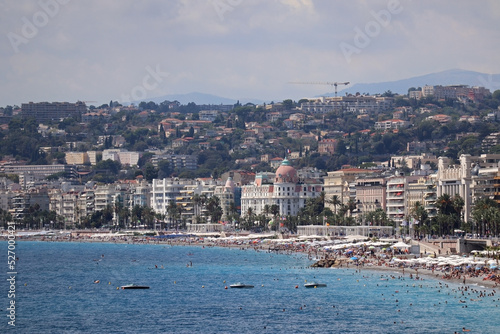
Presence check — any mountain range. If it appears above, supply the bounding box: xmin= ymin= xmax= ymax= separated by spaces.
xmin=134 ymin=92 xmax=265 ymax=106
xmin=335 ymin=69 xmax=500 ymax=96
xmin=135 ymin=69 xmax=500 ymax=105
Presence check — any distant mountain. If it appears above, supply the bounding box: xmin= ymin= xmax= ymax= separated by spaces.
xmin=329 ymin=69 xmax=500 ymax=96
xmin=133 ymin=92 xmax=266 ymax=106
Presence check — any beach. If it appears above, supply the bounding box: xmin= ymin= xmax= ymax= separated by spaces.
xmin=7 ymin=231 xmax=500 ymax=292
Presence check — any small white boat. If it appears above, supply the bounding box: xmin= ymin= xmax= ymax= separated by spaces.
xmin=229 ymin=282 xmax=254 ymax=289
xmin=121 ymin=284 xmax=150 ymax=290
xmin=304 ymin=282 xmax=327 ymax=288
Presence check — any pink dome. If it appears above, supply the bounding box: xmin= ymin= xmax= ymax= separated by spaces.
xmin=275 ymin=158 xmax=298 ymax=183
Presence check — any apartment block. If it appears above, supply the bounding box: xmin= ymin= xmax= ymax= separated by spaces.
xmin=21 ymin=101 xmax=86 ymax=123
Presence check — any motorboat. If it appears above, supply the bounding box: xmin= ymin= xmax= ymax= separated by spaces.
xmin=121 ymin=284 xmax=150 ymax=290
xmin=304 ymin=282 xmax=327 ymax=288
xmin=229 ymin=282 xmax=254 ymax=289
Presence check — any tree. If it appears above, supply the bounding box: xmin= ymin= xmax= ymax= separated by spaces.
xmin=346 ymin=198 xmax=357 ymax=217
xmin=270 ymin=204 xmax=280 ymax=231
xmin=410 ymin=201 xmax=429 ymax=238
xmin=157 ymin=160 xmax=172 ymax=179
xmin=131 ymin=205 xmax=143 ymax=228
xmin=435 ymin=194 xmax=464 ymax=236
xmin=192 ymin=194 xmax=203 ymax=224
xmin=326 ymin=195 xmax=341 ymax=214
xmin=167 ymin=201 xmax=178 ymax=230
xmin=282 ymin=99 xmax=294 ymax=110
xmin=143 ymin=163 xmax=158 ymax=182
xmin=471 ymin=197 xmax=500 ymax=237
xmin=206 ymin=196 xmax=223 ymax=224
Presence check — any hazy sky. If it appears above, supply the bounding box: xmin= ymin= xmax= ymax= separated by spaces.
xmin=1 ymin=0 xmax=499 ymax=106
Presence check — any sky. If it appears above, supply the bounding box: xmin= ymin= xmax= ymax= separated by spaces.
xmin=1 ymin=0 xmax=500 ymax=106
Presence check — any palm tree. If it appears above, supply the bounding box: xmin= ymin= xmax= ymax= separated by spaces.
xmin=270 ymin=204 xmax=280 ymax=231
xmin=472 ymin=197 xmax=499 ymax=237
xmin=192 ymin=194 xmax=202 ymax=224
xmin=167 ymin=201 xmax=178 ymax=230
xmin=263 ymin=204 xmax=270 ymax=217
xmin=142 ymin=206 xmax=156 ymax=229
xmin=155 ymin=212 xmax=166 ymax=230
xmin=176 ymin=204 xmax=184 ymax=230
xmin=113 ymin=199 xmax=123 ymax=229
xmin=327 ymin=195 xmax=341 ymax=214
xmin=244 ymin=207 xmax=254 ymax=231
xmin=206 ymin=196 xmax=223 ymax=224
xmin=346 ymin=198 xmax=357 ymax=217
xmin=410 ymin=201 xmax=428 ymax=238
xmin=120 ymin=206 xmax=130 ymax=229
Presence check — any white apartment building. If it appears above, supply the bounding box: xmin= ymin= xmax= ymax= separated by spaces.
xmin=300 ymin=96 xmax=393 ymax=115
xmin=386 ymin=177 xmax=406 ymax=225
xmin=374 ymin=119 xmax=410 ymax=130
xmin=150 ymin=178 xmax=199 ymax=216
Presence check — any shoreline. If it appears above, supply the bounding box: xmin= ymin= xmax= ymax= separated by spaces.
xmin=7 ymin=234 xmax=500 ymax=291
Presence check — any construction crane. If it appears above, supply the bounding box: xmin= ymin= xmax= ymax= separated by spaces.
xmin=289 ymin=81 xmax=350 ymax=97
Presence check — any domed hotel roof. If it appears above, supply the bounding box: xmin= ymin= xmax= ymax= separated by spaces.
xmin=275 ymin=158 xmax=298 ymax=183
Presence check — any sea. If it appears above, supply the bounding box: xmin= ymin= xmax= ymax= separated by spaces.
xmin=1 ymin=241 xmax=499 ymax=333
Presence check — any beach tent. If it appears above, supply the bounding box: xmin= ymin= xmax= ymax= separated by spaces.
xmin=392 ymin=242 xmax=411 ymax=249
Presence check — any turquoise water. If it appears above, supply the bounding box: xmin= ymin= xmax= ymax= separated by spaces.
xmin=1 ymin=241 xmax=499 ymax=333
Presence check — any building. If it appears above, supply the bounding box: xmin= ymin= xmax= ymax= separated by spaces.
xmin=214 ymin=177 xmax=238 ymax=222
xmin=406 ymin=177 xmax=434 ymax=216
xmin=300 ymin=96 xmax=393 ymax=114
xmin=65 ymin=152 xmax=90 ymax=165
xmin=199 ymin=110 xmax=219 ymax=122
xmin=420 ymin=85 xmax=490 ymax=101
xmin=391 ymin=153 xmax=439 ymax=170
xmin=21 ymin=101 xmax=86 ymax=123
xmin=482 ymin=133 xmax=500 ymax=152
xmin=386 ymin=177 xmax=406 ymax=226
xmin=11 ymin=189 xmax=50 ymax=223
xmin=374 ymin=119 xmax=410 ymax=130
xmin=240 ymin=159 xmax=322 ymax=217
xmin=437 ymin=154 xmax=500 ymax=222
xmin=323 ymin=168 xmax=376 ymax=211
xmin=355 ymin=176 xmax=386 ymax=215
xmin=318 ymin=139 xmax=338 ymax=155
xmin=0 ymin=164 xmax=76 ymax=179
xmin=152 ymin=154 xmax=198 ymax=171
xmin=150 ymin=178 xmax=198 ymax=217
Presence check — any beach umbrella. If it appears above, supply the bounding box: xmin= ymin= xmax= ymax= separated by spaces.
xmin=350 ymin=256 xmax=358 ymax=261
xmin=346 ymin=250 xmax=354 ymax=254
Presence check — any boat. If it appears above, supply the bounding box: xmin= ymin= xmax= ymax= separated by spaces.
xmin=229 ymin=282 xmax=254 ymax=289
xmin=304 ymin=282 xmax=327 ymax=288
xmin=120 ymin=284 xmax=150 ymax=290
